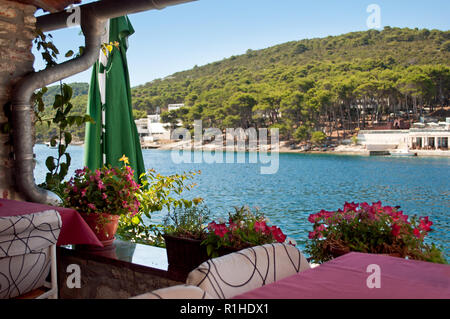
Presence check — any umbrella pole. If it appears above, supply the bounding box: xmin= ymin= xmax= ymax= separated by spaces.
xmin=99 ymin=20 xmax=110 ymax=167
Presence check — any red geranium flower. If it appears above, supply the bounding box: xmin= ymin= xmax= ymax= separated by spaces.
xmin=269 ymin=226 xmax=287 ymax=243
xmin=413 ymin=228 xmax=422 ymax=238
xmin=208 ymin=222 xmax=229 ymax=238
xmin=419 ymin=217 xmax=433 ymax=232
xmin=254 ymin=220 xmax=270 ymax=234
xmin=391 ymin=223 xmax=401 ymax=237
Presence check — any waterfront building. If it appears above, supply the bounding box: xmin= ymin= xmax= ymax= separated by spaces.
xmin=358 ymin=119 xmax=450 ymax=153
xmin=135 ymin=114 xmax=171 ymax=143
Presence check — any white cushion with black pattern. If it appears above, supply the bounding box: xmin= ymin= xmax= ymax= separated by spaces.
xmin=131 ymin=284 xmax=213 ymax=299
xmin=186 ymin=243 xmax=310 ymax=299
xmin=0 ymin=210 xmax=61 ymax=299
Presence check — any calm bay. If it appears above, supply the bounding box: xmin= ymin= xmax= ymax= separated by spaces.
xmin=34 ymin=144 xmax=450 ymax=259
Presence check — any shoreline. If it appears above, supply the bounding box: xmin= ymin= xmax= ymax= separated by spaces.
xmin=36 ymin=142 xmax=450 ymax=158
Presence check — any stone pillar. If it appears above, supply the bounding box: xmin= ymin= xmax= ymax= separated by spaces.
xmin=435 ymin=137 xmax=438 ymax=150
xmin=0 ymin=0 xmax=36 ymax=200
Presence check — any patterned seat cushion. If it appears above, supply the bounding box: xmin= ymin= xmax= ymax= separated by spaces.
xmin=186 ymin=243 xmax=310 ymax=299
xmin=0 ymin=210 xmax=62 ymax=258
xmin=131 ymin=284 xmax=212 ymax=299
xmin=0 ymin=210 xmax=61 ymax=298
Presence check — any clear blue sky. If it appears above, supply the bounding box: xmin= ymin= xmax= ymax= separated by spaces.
xmin=33 ymin=0 xmax=450 ymax=87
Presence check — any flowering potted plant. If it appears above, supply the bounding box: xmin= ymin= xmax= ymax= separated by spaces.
xmin=202 ymin=206 xmax=290 ymax=258
xmin=305 ymin=201 xmax=447 ymax=264
xmin=63 ymin=156 xmax=140 ymax=246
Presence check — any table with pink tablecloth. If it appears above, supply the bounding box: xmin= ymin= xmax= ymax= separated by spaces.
xmin=235 ymin=252 xmax=450 ymax=299
xmin=0 ymin=198 xmax=103 ymax=247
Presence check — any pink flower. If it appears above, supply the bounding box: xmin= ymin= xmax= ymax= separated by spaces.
xmin=87 ymin=203 xmax=96 ymax=210
xmin=81 ymin=188 xmax=87 ymax=197
xmin=343 ymin=202 xmax=358 ymax=212
xmin=413 ymin=228 xmax=422 ymax=238
xmin=360 ymin=202 xmax=371 ymax=211
xmin=419 ymin=217 xmax=433 ymax=232
xmin=383 ymin=205 xmax=394 ymax=216
xmin=102 ymin=193 xmax=108 ymax=200
xmin=316 ymin=224 xmax=326 ymax=233
xmin=269 ymin=226 xmax=287 ymax=243
xmin=208 ymin=222 xmax=228 ymax=238
xmin=308 ymin=213 xmax=320 ymax=223
xmin=97 ymin=181 xmax=105 ymax=190
xmin=391 ymin=224 xmax=401 ymax=238
xmin=254 ymin=220 xmax=268 ymax=233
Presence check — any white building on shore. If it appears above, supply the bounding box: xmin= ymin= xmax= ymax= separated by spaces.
xmin=357 ymin=118 xmax=450 ymax=154
xmin=135 ymin=114 xmax=171 ymax=143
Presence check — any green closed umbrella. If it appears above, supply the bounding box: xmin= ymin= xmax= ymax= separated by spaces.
xmin=84 ymin=16 xmax=145 ymax=181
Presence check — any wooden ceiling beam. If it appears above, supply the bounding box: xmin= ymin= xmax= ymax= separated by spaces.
xmin=14 ymin=0 xmax=81 ymax=13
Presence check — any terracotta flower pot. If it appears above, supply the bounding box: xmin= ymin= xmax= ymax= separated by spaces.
xmin=81 ymin=213 xmax=120 ymax=247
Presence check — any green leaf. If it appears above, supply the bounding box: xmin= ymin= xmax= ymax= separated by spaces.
xmin=53 ymin=95 xmax=63 ymax=109
xmin=45 ymin=156 xmax=56 ymax=171
xmin=65 ymin=153 xmax=71 ymax=167
xmin=53 ymin=110 xmax=65 ymax=123
xmin=63 ymin=102 xmax=73 ymax=115
xmin=62 ymin=84 xmax=73 ymax=102
xmin=65 ymin=50 xmax=74 ymax=58
xmin=131 ymin=216 xmax=140 ymax=225
xmin=206 ymin=244 xmax=214 ymax=257
xmin=50 ymin=136 xmax=58 ymax=147
xmin=84 ymin=114 xmax=94 ymax=124
xmin=58 ymin=144 xmax=67 ymax=157
xmin=58 ymin=163 xmax=68 ymax=180
xmin=64 ymin=132 xmax=72 ymax=145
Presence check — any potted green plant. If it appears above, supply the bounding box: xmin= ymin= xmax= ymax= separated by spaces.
xmin=202 ymin=206 xmax=291 ymax=258
xmin=62 ymin=156 xmax=141 ymax=247
xmin=162 ymin=203 xmax=211 ymax=276
xmin=305 ymin=201 xmax=447 ymax=264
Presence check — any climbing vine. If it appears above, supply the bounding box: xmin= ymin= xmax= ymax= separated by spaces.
xmin=33 ymin=29 xmax=93 ymax=195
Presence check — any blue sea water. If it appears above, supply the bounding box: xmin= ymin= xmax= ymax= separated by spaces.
xmin=34 ymin=144 xmax=450 ymax=258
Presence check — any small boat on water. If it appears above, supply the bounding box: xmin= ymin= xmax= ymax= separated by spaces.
xmin=390 ymin=147 xmax=417 ymax=157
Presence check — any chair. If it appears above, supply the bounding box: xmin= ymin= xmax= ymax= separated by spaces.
xmin=0 ymin=209 xmax=61 ymax=299
xmin=131 ymin=284 xmax=212 ymax=299
xmin=186 ymin=243 xmax=311 ymax=299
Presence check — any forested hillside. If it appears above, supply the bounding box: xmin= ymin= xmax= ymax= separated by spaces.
xmin=36 ymin=27 xmax=450 ymax=143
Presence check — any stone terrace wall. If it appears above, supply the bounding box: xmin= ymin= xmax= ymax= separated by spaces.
xmin=58 ymin=247 xmax=183 ymax=299
xmin=0 ymin=0 xmax=36 ymax=199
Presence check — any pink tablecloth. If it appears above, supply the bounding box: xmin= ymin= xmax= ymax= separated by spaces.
xmin=0 ymin=198 xmax=103 ymax=247
xmin=234 ymin=252 xmax=450 ymax=299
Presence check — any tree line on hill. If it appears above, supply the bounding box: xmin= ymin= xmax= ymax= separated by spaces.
xmin=36 ymin=27 xmax=450 ymax=144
